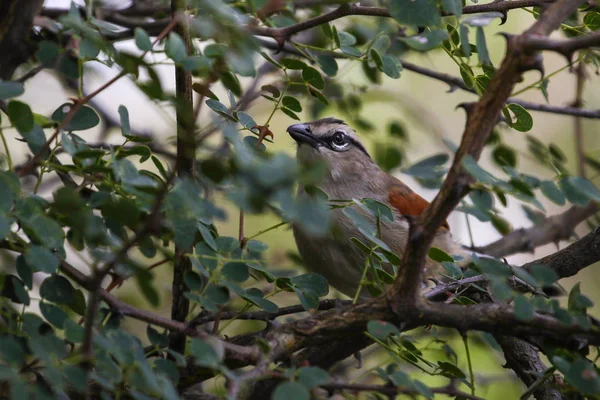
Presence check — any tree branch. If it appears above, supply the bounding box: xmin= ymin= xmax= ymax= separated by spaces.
xmin=478 ymin=203 xmax=597 ymax=258
xmin=169 ymin=0 xmax=195 ymax=354
xmin=523 ymin=30 xmax=600 ymax=57
xmin=495 ymin=336 xmax=563 ymax=400
xmin=522 ymin=226 xmax=600 ymax=279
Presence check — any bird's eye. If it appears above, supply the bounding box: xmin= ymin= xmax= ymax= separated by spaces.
xmin=331 ymin=131 xmax=348 ymax=150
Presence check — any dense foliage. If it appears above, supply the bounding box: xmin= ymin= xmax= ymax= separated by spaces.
xmin=1 ymin=0 xmax=600 ymax=399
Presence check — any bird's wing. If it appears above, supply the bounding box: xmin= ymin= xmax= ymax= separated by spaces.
xmin=387 ymin=178 xmax=449 ymax=230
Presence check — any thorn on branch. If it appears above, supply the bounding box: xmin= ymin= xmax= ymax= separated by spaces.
xmin=254 ymin=125 xmax=274 ymax=146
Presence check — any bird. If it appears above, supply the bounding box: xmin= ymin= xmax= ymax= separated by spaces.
xmin=287 ymin=117 xmax=470 ymax=299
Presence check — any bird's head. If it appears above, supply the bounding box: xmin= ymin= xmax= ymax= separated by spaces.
xmin=287 ymin=118 xmax=373 ymax=180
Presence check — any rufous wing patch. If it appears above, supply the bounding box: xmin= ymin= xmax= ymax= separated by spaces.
xmin=387 ymin=179 xmax=449 ymax=230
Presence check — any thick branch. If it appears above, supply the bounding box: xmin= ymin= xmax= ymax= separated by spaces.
xmin=170 ymin=0 xmax=195 ymax=354
xmin=478 ymin=203 xmax=597 ymax=258
xmin=0 ymin=0 xmax=44 ymax=79
xmin=524 ymin=30 xmax=600 ymax=56
xmin=495 ymin=336 xmax=563 ymax=400
xmin=523 ymin=226 xmax=600 ymax=279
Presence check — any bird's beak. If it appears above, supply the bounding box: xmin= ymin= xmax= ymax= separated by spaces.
xmin=287 ymin=123 xmax=321 ymax=149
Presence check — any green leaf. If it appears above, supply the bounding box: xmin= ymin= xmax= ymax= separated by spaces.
xmin=136 ymin=270 xmax=160 ymax=307
xmin=470 ymin=190 xmax=493 ymax=210
xmin=197 ymin=223 xmax=217 ymax=251
xmin=459 ymin=24 xmax=471 ymax=57
xmin=206 ymin=99 xmax=233 ymax=119
xmin=540 ymin=180 xmax=566 ymax=205
xmin=369 ymin=48 xmax=383 ymax=69
xmin=510 ymin=178 xmax=535 ymax=197
xmin=294 ymin=287 xmax=319 ymax=311
xmin=338 ymin=31 xmax=356 ymax=45
xmin=302 ymin=67 xmax=325 ymax=90
xmin=340 ymin=45 xmax=362 ymax=57
xmin=282 ymin=96 xmax=302 ymax=112
xmin=0 ymin=215 xmax=9 ymax=241
xmin=361 ymin=198 xmax=394 ymax=222
xmin=441 ymin=261 xmax=462 ymax=279
xmin=506 ymin=104 xmax=533 ymax=132
xmin=400 ymin=30 xmax=448 ymax=51
xmin=559 ymin=358 xmax=600 ymax=395
xmin=24 ymin=245 xmax=59 ymax=274
xmin=298 ymin=367 xmax=329 ymax=389
xmin=375 ymin=144 xmax=402 ymax=171
xmin=529 ymin=264 xmax=559 ymax=286
xmin=222 ymin=262 xmax=249 ymax=282
xmin=205 ymin=285 xmax=230 ymax=305
xmin=15 ymin=256 xmax=32 ymax=289
xmin=559 ymin=177 xmax=591 ymax=206
xmin=442 ymin=0 xmax=462 ymax=17
xmin=118 ymin=105 xmax=131 ymax=136
xmin=281 ymin=107 xmax=300 ymax=121
xmin=261 ymin=84 xmax=280 ymax=98
xmin=290 ymin=273 xmax=329 ymax=296
xmin=568 ymin=282 xmax=593 ymax=312
xmin=0 ymin=275 xmax=30 ymax=305
xmin=51 ymin=103 xmax=100 ymax=131
xmin=428 ymin=247 xmax=454 ymax=263
xmin=183 ymin=55 xmax=212 ymax=73
xmin=492 ymin=144 xmax=517 ymax=168
xmin=388 ymin=0 xmax=441 ymax=27
xmin=273 ymin=382 xmax=309 ymax=400
xmin=513 ymin=295 xmax=534 ymax=321
xmin=367 ymin=320 xmax=399 ymax=340
xmin=243 ymin=291 xmax=278 ymax=312
xmin=566 ymin=176 xmax=600 ymax=202
xmin=438 ymin=361 xmax=466 ymax=379
xmin=463 ymin=12 xmax=504 ymax=27
xmin=134 ymin=27 xmax=153 ymax=51
xmin=316 ymin=55 xmax=338 ymax=77
xmin=402 ymin=153 xmax=448 ymax=179
xmin=462 ymin=155 xmax=497 ymax=184
xmin=40 ymin=275 xmax=74 ymax=305
xmin=237 ymin=111 xmax=257 ymax=131
xmin=381 ymin=55 xmax=402 ymax=78
xmin=79 ymin=38 xmax=99 ymax=59
xmin=584 ymin=12 xmax=600 ymax=30
xmin=0 ymin=81 xmax=24 ymax=100
xmin=246 ymin=240 xmax=268 ymax=252
xmin=473 ymin=256 xmax=511 ymax=277
xmin=7 ymin=100 xmax=33 ymax=133
xmin=491 ymin=214 xmax=512 ymax=235
xmin=165 ymin=32 xmax=186 ymax=63
xmin=475 ymin=27 xmax=491 ymax=65
xmin=221 ymin=71 xmax=241 ymax=96
xmin=0 ymin=335 xmax=25 ymax=366
xmin=189 ymin=338 xmax=222 ymax=368
xmin=282 ymin=58 xmax=308 ymax=70
xmin=69 ymin=289 xmax=87 ymax=316
xmin=40 ymin=302 xmax=68 ymax=328
xmin=243 ymin=135 xmax=266 ymax=151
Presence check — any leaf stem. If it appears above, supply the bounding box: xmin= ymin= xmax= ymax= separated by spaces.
xmin=462 ymin=332 xmax=475 ymax=396
xmin=0 ymin=127 xmax=12 ymax=170
xmin=244 ymin=221 xmax=287 ymax=241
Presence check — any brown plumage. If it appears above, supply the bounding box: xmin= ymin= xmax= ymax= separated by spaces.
xmin=387 ymin=179 xmax=450 ymax=230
